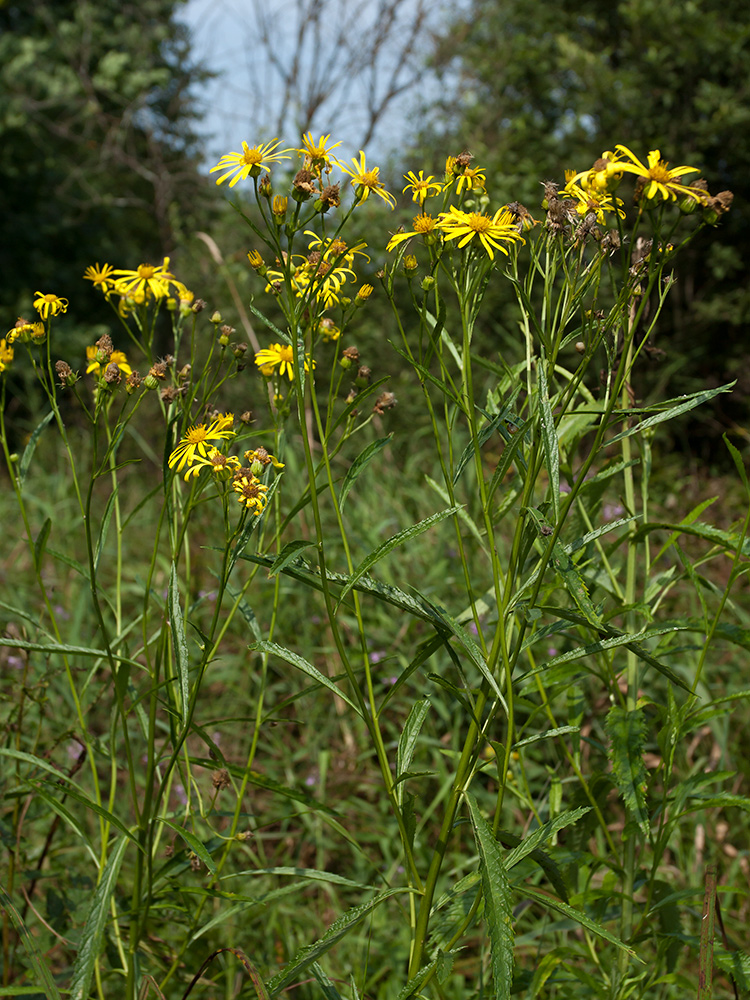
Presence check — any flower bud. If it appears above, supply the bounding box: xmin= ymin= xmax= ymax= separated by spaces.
xmin=421 ymin=275 xmax=435 ymax=292
xmin=210 ymin=311 xmax=223 ymax=324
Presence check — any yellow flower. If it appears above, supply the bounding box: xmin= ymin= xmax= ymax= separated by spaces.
xmin=232 ymin=471 xmax=269 ymax=514
xmin=569 ymin=154 xmax=626 ymax=195
xmin=33 ymin=292 xmax=69 ymax=319
xmin=317 ymin=317 xmax=341 ymax=343
xmin=210 ymin=139 xmax=291 ymax=187
xmin=304 ymin=232 xmax=370 ymax=266
xmin=0 ymin=338 xmax=14 ymax=373
xmin=183 ymin=447 xmax=241 ymax=482
xmin=7 ymin=318 xmax=32 ymax=343
xmin=299 ymin=132 xmax=342 ymax=173
xmin=612 ymin=145 xmax=705 ymax=202
xmin=386 ymin=213 xmax=438 ymax=251
xmin=561 ymin=179 xmax=626 ymax=223
xmin=338 ymin=151 xmax=396 ymax=209
xmin=83 ymin=263 xmax=116 ymax=292
xmin=402 ymin=170 xmax=443 ymax=205
xmin=112 ymin=258 xmax=175 ymax=299
xmin=356 ymin=284 xmax=374 ymax=302
xmin=168 ymin=413 xmax=236 ymax=473
xmin=436 ymin=205 xmax=525 ymax=260
xmin=86 ymin=346 xmax=133 ymax=377
xmin=272 ymin=196 xmax=288 ymax=222
xmin=444 ymin=157 xmax=486 ymax=194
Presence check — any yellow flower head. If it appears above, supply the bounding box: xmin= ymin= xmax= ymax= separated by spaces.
xmin=435 ymin=206 xmax=525 ymax=260
xmin=86 ymin=345 xmax=133 ymax=378
xmin=0 ymin=338 xmax=14 ymax=373
xmin=33 ymin=292 xmax=69 ymax=319
xmin=561 ymin=179 xmax=626 ymax=223
xmin=232 ymin=471 xmax=269 ymax=514
xmin=83 ymin=263 xmax=116 ymax=293
xmin=386 ymin=213 xmax=438 ymax=251
xmin=112 ymin=258 xmax=175 ymax=299
xmin=403 ymin=170 xmax=443 ymax=206
xmin=444 ymin=157 xmax=486 ymax=194
xmin=183 ymin=446 xmax=242 ymax=482
xmin=338 ymin=151 xmax=396 ymax=209
xmin=210 ymin=139 xmax=292 ymax=187
xmin=168 ymin=413 xmax=236 ymax=473
xmin=254 ymin=342 xmax=317 ymax=380
xmin=570 ymin=154 xmax=627 ymax=195
xmin=299 ymin=132 xmax=342 ymax=174
xmin=613 ymin=145 xmax=705 ymax=203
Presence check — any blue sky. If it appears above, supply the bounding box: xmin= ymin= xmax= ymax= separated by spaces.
xmin=180 ymin=0 xmax=460 ymax=167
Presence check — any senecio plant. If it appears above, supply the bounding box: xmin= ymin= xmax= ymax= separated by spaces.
xmin=1 ymin=130 xmax=748 ymax=1000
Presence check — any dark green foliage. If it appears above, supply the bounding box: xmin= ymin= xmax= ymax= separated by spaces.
xmin=0 ymin=0 xmax=213 ymax=316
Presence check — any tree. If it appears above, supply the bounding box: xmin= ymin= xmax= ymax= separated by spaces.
xmin=0 ymin=0 xmax=213 ymax=315
xmin=423 ymin=0 xmax=750 ymax=448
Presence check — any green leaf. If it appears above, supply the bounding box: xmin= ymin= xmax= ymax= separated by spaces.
xmin=335 ymin=506 xmax=461 ymax=610
xmin=159 ymin=818 xmax=217 ymax=874
xmin=423 ymin=600 xmax=505 ymax=705
xmin=93 ymin=489 xmax=117 ymax=576
xmin=0 ymin=883 xmax=63 ymax=1000
xmin=537 ymin=356 xmax=560 ymax=522
xmin=606 ymin=706 xmax=650 ymax=837
xmin=169 ymin=562 xmax=190 ymax=726
xmin=250 ymin=640 xmax=362 ymax=716
xmin=520 ymin=885 xmax=639 ymax=958
xmin=395 ymin=956 xmax=440 ymax=1000
xmin=724 ymin=434 xmax=750 ymax=495
xmin=269 ymin=539 xmax=315 ymax=575
xmin=340 ymin=435 xmax=392 ymax=508
xmin=525 ymin=508 xmax=602 ymax=628
xmin=69 ymin=836 xmax=128 ymax=1000
xmin=17 ymin=410 xmax=55 ymax=491
xmin=396 ymin=697 xmax=431 ymax=806
xmin=224 ymin=867 xmax=373 ymax=889
xmin=465 ymin=792 xmax=514 ymax=1000
xmin=33 ymin=517 xmax=52 ymax=574
xmin=606 ymin=382 xmax=735 ymax=443
xmin=266 ymin=888 xmax=414 ymax=996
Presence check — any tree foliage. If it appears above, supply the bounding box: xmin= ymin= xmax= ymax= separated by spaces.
xmin=0 ymin=0 xmax=212 ymax=314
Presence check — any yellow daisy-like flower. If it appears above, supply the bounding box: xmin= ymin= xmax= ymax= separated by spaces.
xmin=33 ymin=292 xmax=69 ymax=319
xmin=83 ymin=263 xmax=116 ymax=292
xmin=255 ymin=343 xmax=294 ymax=378
xmin=232 ymin=472 xmax=269 ymax=514
xmin=7 ymin=319 xmax=32 ymax=343
xmin=338 ymin=151 xmax=396 ymax=209
xmin=561 ymin=179 xmax=626 ymax=223
xmin=444 ymin=158 xmax=486 ymax=194
xmin=317 ymin=317 xmax=341 ymax=343
xmin=255 ymin=343 xmax=315 ymax=379
xmin=612 ymin=145 xmax=705 ymax=203
xmin=168 ymin=413 xmax=236 ymax=473
xmin=386 ymin=213 xmax=439 ymax=251
xmin=183 ymin=446 xmax=242 ymax=482
xmin=569 ymin=154 xmax=627 ymax=195
xmin=210 ymin=139 xmax=291 ymax=187
xmin=0 ymin=338 xmax=14 ymax=373
xmin=436 ymin=206 xmax=525 ymax=260
xmin=112 ymin=258 xmax=175 ymax=299
xmin=299 ymin=132 xmax=342 ymax=173
xmin=85 ymin=346 xmax=133 ymax=377
xmin=402 ymin=170 xmax=443 ymax=206
xmin=304 ymin=232 xmax=370 ymax=266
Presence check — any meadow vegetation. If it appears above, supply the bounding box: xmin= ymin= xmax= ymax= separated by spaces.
xmin=1 ymin=131 xmax=750 ymax=1000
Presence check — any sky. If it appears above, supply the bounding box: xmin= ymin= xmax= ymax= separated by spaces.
xmin=179 ymin=0 xmax=462 ymax=167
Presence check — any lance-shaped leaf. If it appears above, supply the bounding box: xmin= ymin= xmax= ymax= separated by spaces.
xmin=465 ymin=792 xmax=514 ymax=1000
xmin=606 ymin=705 xmax=650 ymax=837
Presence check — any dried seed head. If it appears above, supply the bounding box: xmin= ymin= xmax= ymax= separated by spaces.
xmin=373 ymin=391 xmax=397 ymax=415
xmin=212 ymin=769 xmax=231 ymax=790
